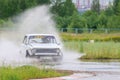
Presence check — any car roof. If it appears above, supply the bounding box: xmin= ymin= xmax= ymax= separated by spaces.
xmin=25 ymin=34 xmax=55 ymax=37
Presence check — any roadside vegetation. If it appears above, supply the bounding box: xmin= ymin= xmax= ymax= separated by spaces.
xmin=64 ymin=41 xmax=120 ymax=59
xmin=81 ymin=42 xmax=120 ymax=59
xmin=61 ymin=33 xmax=120 ymax=42
xmin=1 ymin=0 xmax=120 ymax=31
xmin=62 ymin=33 xmax=120 ymax=59
xmin=0 ymin=65 xmax=69 ymax=80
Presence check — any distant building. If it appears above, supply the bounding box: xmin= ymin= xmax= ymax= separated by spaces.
xmin=73 ymin=0 xmax=113 ymax=11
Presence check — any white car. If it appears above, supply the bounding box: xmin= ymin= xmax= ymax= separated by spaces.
xmin=20 ymin=34 xmax=63 ymax=61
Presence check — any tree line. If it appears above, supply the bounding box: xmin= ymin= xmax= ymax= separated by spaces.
xmin=0 ymin=0 xmax=120 ymax=31
xmin=53 ymin=0 xmax=120 ymax=32
xmin=0 ymin=0 xmax=50 ymax=19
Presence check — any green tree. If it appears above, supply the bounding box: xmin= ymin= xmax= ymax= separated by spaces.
xmin=83 ymin=10 xmax=94 ymax=17
xmin=51 ymin=0 xmax=77 ymax=17
xmin=55 ymin=15 xmax=71 ymax=29
xmin=51 ymin=0 xmax=65 ymax=17
xmin=68 ymin=11 xmax=87 ymax=33
xmin=113 ymin=0 xmax=120 ymax=15
xmin=36 ymin=0 xmax=50 ymax=4
xmin=105 ymin=4 xmax=114 ymax=16
xmin=91 ymin=0 xmax=100 ymax=14
xmin=107 ymin=15 xmax=120 ymax=28
xmin=0 ymin=0 xmax=51 ymax=19
xmin=63 ymin=0 xmax=77 ymax=17
xmin=88 ymin=13 xmax=98 ymax=29
xmin=51 ymin=0 xmax=78 ymax=30
xmin=97 ymin=12 xmax=108 ymax=28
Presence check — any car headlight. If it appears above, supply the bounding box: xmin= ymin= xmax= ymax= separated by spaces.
xmin=56 ymin=48 xmax=60 ymax=53
xmin=31 ymin=49 xmax=36 ymax=54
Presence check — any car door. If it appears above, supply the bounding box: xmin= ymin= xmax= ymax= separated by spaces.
xmin=20 ymin=36 xmax=28 ymax=55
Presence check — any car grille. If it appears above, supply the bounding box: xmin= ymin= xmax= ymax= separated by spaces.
xmin=35 ymin=48 xmax=58 ymax=53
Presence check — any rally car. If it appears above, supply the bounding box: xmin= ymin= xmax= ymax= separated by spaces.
xmin=20 ymin=34 xmax=63 ymax=61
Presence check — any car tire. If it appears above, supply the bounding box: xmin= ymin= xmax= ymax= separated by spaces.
xmin=53 ymin=55 xmax=62 ymax=62
xmin=26 ymin=50 xmax=30 ymax=58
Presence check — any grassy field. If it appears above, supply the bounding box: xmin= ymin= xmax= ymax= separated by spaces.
xmin=64 ymin=41 xmax=120 ymax=59
xmin=62 ymin=33 xmax=120 ymax=59
xmin=61 ymin=33 xmax=120 ymax=42
xmin=0 ymin=65 xmax=69 ymax=80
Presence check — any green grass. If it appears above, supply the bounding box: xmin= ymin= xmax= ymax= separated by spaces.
xmin=62 ymin=33 xmax=120 ymax=59
xmin=64 ymin=41 xmax=120 ymax=59
xmin=0 ymin=65 xmax=68 ymax=80
xmin=61 ymin=33 xmax=120 ymax=42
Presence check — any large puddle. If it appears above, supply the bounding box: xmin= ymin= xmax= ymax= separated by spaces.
xmin=54 ymin=59 xmax=120 ymax=72
xmin=53 ymin=52 xmax=120 ymax=80
xmin=28 ymin=51 xmax=120 ymax=80
xmin=51 ymin=51 xmax=120 ymax=72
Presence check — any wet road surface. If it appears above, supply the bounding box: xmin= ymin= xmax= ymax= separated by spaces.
xmin=31 ymin=51 xmax=120 ymax=80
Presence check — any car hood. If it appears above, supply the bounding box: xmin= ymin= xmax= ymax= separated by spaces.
xmin=29 ymin=43 xmax=60 ymax=49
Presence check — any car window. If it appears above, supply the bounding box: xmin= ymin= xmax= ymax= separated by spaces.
xmin=29 ymin=35 xmax=57 ymax=44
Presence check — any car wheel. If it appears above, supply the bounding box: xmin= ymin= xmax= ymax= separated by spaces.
xmin=53 ymin=55 xmax=62 ymax=62
xmin=26 ymin=51 xmax=30 ymax=57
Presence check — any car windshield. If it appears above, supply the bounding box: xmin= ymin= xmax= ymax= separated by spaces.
xmin=29 ymin=35 xmax=57 ymax=44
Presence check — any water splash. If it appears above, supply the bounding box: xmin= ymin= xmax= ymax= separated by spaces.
xmin=0 ymin=5 xmax=61 ymax=66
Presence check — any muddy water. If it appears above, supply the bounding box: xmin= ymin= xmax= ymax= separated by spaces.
xmin=54 ymin=59 xmax=120 ymax=80
xmin=54 ymin=60 xmax=120 ymax=72
xmin=53 ymin=51 xmax=120 ymax=72
xmin=29 ymin=50 xmax=120 ymax=80
xmin=30 ymin=50 xmax=118 ymax=80
xmin=0 ymin=41 xmax=120 ymax=80
xmin=53 ymin=52 xmax=120 ymax=80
